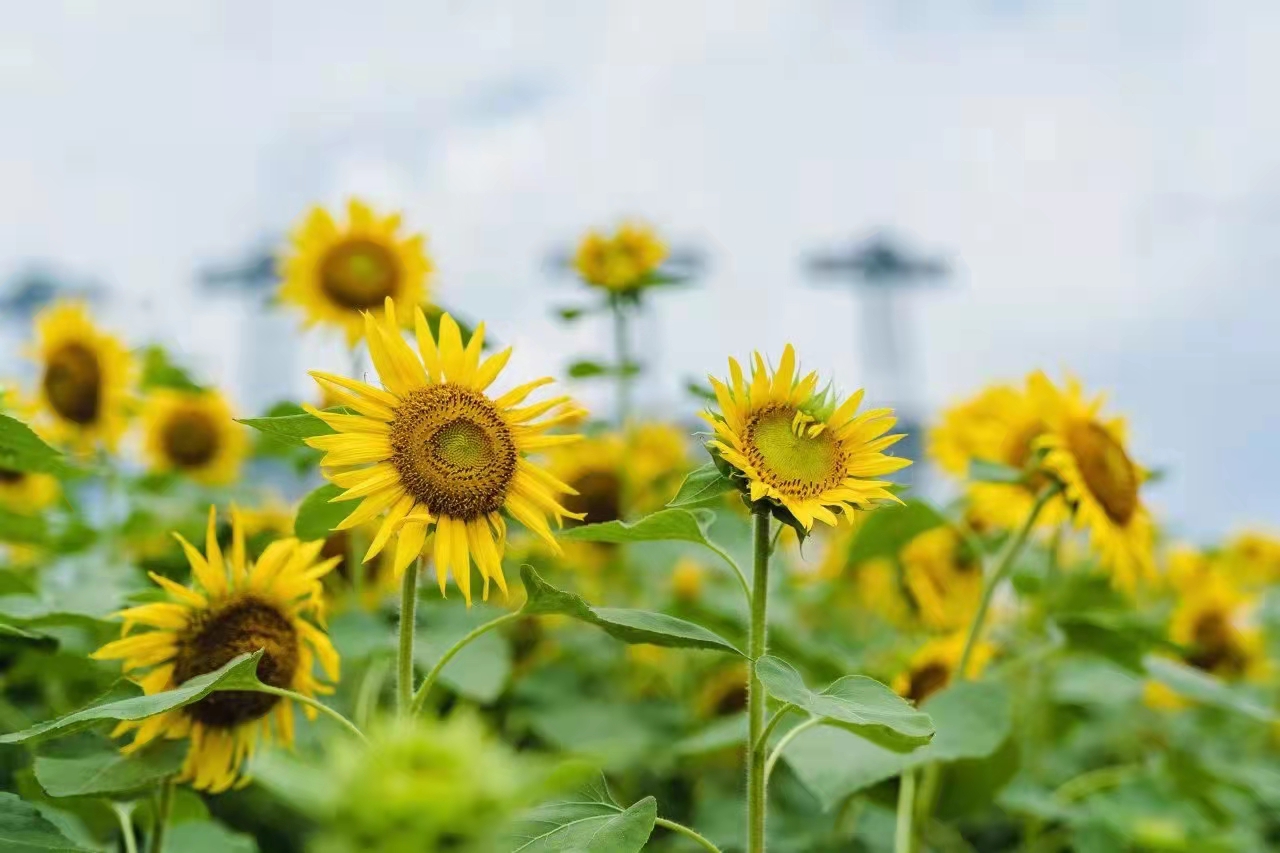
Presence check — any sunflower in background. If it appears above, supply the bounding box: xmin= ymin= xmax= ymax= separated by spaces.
xmin=142 ymin=389 xmax=247 ymax=484
xmin=305 ymin=299 xmax=582 ymax=603
xmin=900 ymin=527 xmax=982 ymax=632
xmin=92 ymin=507 xmax=340 ymax=792
xmin=892 ymin=632 xmax=993 ymax=706
xmin=1029 ymin=371 xmax=1155 ymax=591
xmin=28 ymin=301 xmax=134 ymax=453
xmin=280 ymin=199 xmax=433 ymax=346
xmin=0 ymin=388 xmax=61 ymax=516
xmin=573 ymin=221 xmax=668 ymax=294
xmin=670 ymin=558 xmax=706 ymax=602
xmin=1219 ymin=531 xmax=1280 ymax=587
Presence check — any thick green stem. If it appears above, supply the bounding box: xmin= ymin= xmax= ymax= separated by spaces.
xmin=148 ymin=778 xmax=173 ymax=853
xmin=655 ymin=817 xmax=724 ymax=852
xmin=894 ymin=770 xmax=916 ymax=853
xmin=411 ymin=611 xmax=522 ymax=716
xmin=764 ymin=716 xmax=820 ymax=785
xmin=611 ymin=294 xmax=633 ymax=428
xmin=746 ymin=508 xmax=772 ymax=853
xmin=396 ymin=559 xmax=420 ymax=717
xmin=753 ymin=703 xmax=796 ymax=754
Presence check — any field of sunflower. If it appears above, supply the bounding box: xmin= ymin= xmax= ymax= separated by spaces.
xmin=0 ymin=201 xmax=1276 ymax=853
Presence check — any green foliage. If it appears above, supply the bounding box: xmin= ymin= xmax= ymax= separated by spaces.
xmin=139 ymin=345 xmax=204 ymax=393
xmin=33 ymin=739 xmax=186 ymax=798
xmin=294 ymin=483 xmax=348 ymax=541
xmin=510 ymin=777 xmax=655 ymax=853
xmin=0 ymin=792 xmax=93 ymax=852
xmin=667 ymin=462 xmax=739 ymax=508
xmin=0 ymin=414 xmax=71 ymax=476
xmin=236 ymin=411 xmax=335 ymax=446
xmin=1144 ymin=656 xmax=1276 ymax=721
xmin=845 ymin=500 xmax=947 ymax=566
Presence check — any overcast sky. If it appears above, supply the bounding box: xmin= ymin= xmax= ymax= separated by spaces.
xmin=1 ymin=1 xmax=1277 ymax=539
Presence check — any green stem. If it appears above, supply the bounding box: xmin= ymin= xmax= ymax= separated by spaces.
xmin=895 ymin=770 xmax=917 ymax=853
xmin=411 ymin=611 xmax=523 ymax=716
xmin=655 ymin=817 xmax=723 ymax=853
xmin=764 ymin=716 xmax=820 ymax=785
xmin=148 ymin=778 xmax=173 ymax=853
xmin=112 ymin=802 xmax=139 ymax=853
xmin=1053 ymin=764 xmax=1142 ymax=803
xmin=397 ymin=559 xmax=420 ymax=717
xmin=703 ymin=541 xmax=752 ymax=606
xmin=611 ymin=294 xmax=633 ymax=428
xmin=753 ymin=703 xmax=796 ymax=754
xmin=746 ymin=508 xmax=772 ymax=853
xmin=255 ymin=685 xmax=368 ymax=744
xmin=354 ymin=656 xmax=390 ymax=731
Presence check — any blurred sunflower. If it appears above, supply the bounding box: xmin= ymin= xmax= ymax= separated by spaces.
xmin=28 ymin=301 xmax=133 ymax=453
xmin=1220 ymin=531 xmax=1280 ymax=586
xmin=670 ymin=558 xmax=706 ymax=601
xmin=280 ymin=198 xmax=432 ymax=346
xmin=929 ymin=381 xmax=1065 ymax=532
xmin=92 ymin=507 xmax=340 ymax=792
xmin=546 ymin=422 xmax=691 ymax=526
xmin=704 ymin=344 xmax=910 ymax=531
xmin=142 ymin=389 xmax=247 ymax=484
xmin=317 ymin=522 xmax=400 ymax=608
xmin=696 ymin=662 xmax=750 ymax=719
xmin=892 ymin=632 xmax=993 ymax=706
xmin=305 ymin=298 xmax=581 ymax=603
xmin=1029 ymin=371 xmax=1155 ymax=590
xmin=0 ymin=467 xmax=59 ymax=516
xmin=901 ymin=527 xmax=982 ymax=632
xmin=573 ymin=221 xmax=668 ymax=293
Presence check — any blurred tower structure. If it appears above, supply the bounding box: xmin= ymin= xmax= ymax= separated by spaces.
xmin=804 ymin=232 xmax=950 ymax=485
xmin=198 ymin=243 xmax=295 ymax=415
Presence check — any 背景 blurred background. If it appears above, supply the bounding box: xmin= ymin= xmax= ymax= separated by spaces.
xmin=1 ymin=1 xmax=1276 ymax=538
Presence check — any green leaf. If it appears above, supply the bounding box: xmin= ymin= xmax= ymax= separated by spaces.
xmin=845 ymin=500 xmax=947 ymax=566
xmin=0 ymin=652 xmax=267 ymax=745
xmin=165 ymin=821 xmax=259 ymax=853
xmin=34 ymin=740 xmax=186 ymax=798
xmin=567 ymin=360 xmax=609 ymax=379
xmin=554 ymin=306 xmax=588 ymax=322
xmin=969 ymin=459 xmax=1024 ymax=484
xmin=935 ymin=735 xmax=1021 ymax=819
xmin=783 ymin=681 xmax=1012 ymax=810
xmin=0 ymin=414 xmax=70 ymax=477
xmin=557 ymin=508 xmax=715 ymax=546
xmin=684 ymin=380 xmax=717 ymax=403
xmin=139 ymin=345 xmax=204 ymax=393
xmin=236 ymin=411 xmax=336 ymax=447
xmin=667 ymin=463 xmax=739 ymax=508
xmin=415 ymin=604 xmax=512 ymax=703
xmin=0 ymin=509 xmax=48 ymax=546
xmin=519 ymin=566 xmax=743 ymax=655
xmin=512 ymin=778 xmax=656 ymax=853
xmin=1144 ymin=656 xmax=1276 ymax=722
xmin=293 ymin=483 xmax=348 ymax=541
xmin=0 ymin=792 xmax=93 ymax=852
xmin=755 ymin=656 xmax=934 ymax=749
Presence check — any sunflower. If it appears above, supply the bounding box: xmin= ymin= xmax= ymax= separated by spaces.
xmin=1029 ymin=371 xmax=1155 ymax=590
xmin=573 ymin=221 xmax=668 ymax=293
xmin=892 ymin=632 xmax=993 ymax=706
xmin=28 ymin=301 xmax=133 ymax=452
xmin=92 ymin=507 xmax=340 ymax=792
xmin=1220 ymin=531 xmax=1280 ymax=587
xmin=0 ymin=467 xmax=59 ymax=516
xmin=280 ymin=199 xmax=432 ymax=346
xmin=900 ymin=527 xmax=982 ymax=632
xmin=304 ymin=298 xmax=582 ymax=604
xmin=704 ymin=345 xmax=910 ymax=531
xmin=695 ymin=662 xmax=750 ymax=719
xmin=142 ymin=389 xmax=247 ymax=484
xmin=670 ymin=558 xmax=706 ymax=601
xmin=929 ymin=381 xmax=1066 ymax=533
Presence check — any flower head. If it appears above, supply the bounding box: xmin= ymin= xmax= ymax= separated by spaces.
xmin=900 ymin=527 xmax=982 ymax=632
xmin=142 ymin=388 xmax=247 ymax=484
xmin=573 ymin=221 xmax=668 ymax=293
xmin=892 ymin=632 xmax=992 ymax=706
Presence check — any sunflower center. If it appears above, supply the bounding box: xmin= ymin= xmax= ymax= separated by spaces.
xmin=161 ymin=410 xmax=220 ymax=468
xmin=1065 ymin=421 xmax=1138 ymax=525
xmin=1186 ymin=611 xmax=1247 ymax=677
xmin=0 ymin=468 xmax=25 ymax=485
xmin=389 ymin=384 xmax=518 ymax=519
xmin=906 ymin=661 xmax=951 ymax=705
xmin=173 ymin=596 xmax=299 ymax=729
xmin=566 ymin=469 xmax=622 ymax=526
xmin=744 ymin=406 xmax=844 ymax=499
xmin=42 ymin=343 xmax=102 ymax=425
xmin=319 ymin=238 xmax=399 ymax=310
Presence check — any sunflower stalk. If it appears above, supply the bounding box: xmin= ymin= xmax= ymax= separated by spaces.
xmin=746 ymin=507 xmax=773 ymax=853
xmin=610 ymin=293 xmax=634 ymax=429
xmin=655 ymin=817 xmax=724 ymax=853
xmin=411 ymin=610 xmax=523 ymax=716
xmin=396 ymin=558 xmax=421 ymax=717
xmin=148 ymin=777 xmax=173 ymax=853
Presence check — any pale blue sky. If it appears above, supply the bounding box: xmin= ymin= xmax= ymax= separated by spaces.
xmin=1 ymin=1 xmax=1277 ymax=539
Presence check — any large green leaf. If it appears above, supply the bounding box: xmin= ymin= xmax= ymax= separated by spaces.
xmin=557 ymin=508 xmax=718 ymax=546
xmin=511 ymin=777 xmax=656 ymax=853
xmin=0 ymin=509 xmax=48 ymax=546
xmin=294 ymin=483 xmax=348 ymax=541
xmin=415 ymin=604 xmax=512 ymax=703
xmin=755 ymin=656 xmax=934 ymax=749
xmin=519 ymin=566 xmax=743 ymax=655
xmin=236 ymin=412 xmax=335 ymax=447
xmin=784 ymin=681 xmax=1012 ymax=810
xmin=1144 ymin=656 xmax=1276 ymax=722
xmin=0 ymin=792 xmax=93 ymax=852
xmin=0 ymin=652 xmax=266 ymax=745
xmin=666 ymin=463 xmax=739 ymax=508
xmin=166 ymin=821 xmax=259 ymax=853
xmin=0 ymin=414 xmax=70 ymax=477
xmin=845 ymin=500 xmax=947 ymax=566
xmin=34 ymin=740 xmax=186 ymax=798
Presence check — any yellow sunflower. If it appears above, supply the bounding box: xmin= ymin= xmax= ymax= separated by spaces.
xmin=929 ymin=381 xmax=1066 ymax=532
xmin=892 ymin=632 xmax=993 ymax=706
xmin=670 ymin=558 xmax=707 ymax=601
xmin=573 ymin=221 xmax=668 ymax=293
xmin=1220 ymin=531 xmax=1280 ymax=587
xmin=142 ymin=389 xmax=247 ymax=484
xmin=28 ymin=301 xmax=133 ymax=453
xmin=704 ymin=345 xmax=910 ymax=530
xmin=546 ymin=422 xmax=691 ymax=525
xmin=1029 ymin=371 xmax=1155 ymax=590
xmin=92 ymin=507 xmax=340 ymax=792
xmin=304 ymin=298 xmax=582 ymax=604
xmin=280 ymin=198 xmax=432 ymax=346
xmin=900 ymin=527 xmax=982 ymax=632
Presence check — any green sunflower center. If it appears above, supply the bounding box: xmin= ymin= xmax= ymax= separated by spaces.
xmin=566 ymin=469 xmax=622 ymax=526
xmin=1186 ymin=610 xmax=1248 ymax=677
xmin=174 ymin=596 xmax=299 ymax=729
xmin=162 ymin=410 xmax=220 ymax=468
xmin=389 ymin=384 xmax=518 ymax=519
xmin=1065 ymin=421 xmax=1138 ymax=525
xmin=905 ymin=661 xmax=950 ymax=705
xmin=743 ymin=405 xmax=845 ymax=499
xmin=43 ymin=343 xmax=102 ymax=425
xmin=320 ymin=238 xmax=399 ymax=310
